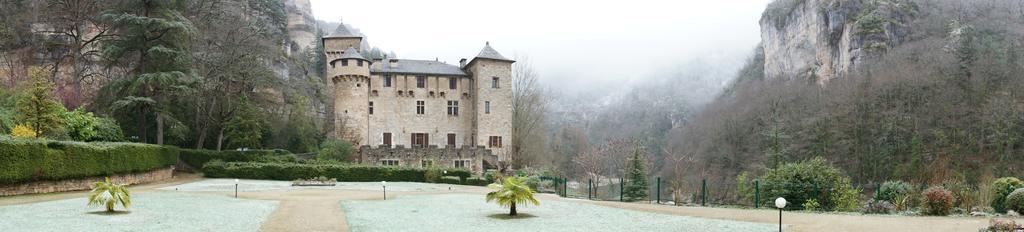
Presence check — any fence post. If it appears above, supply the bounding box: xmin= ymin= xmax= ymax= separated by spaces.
xmin=620 ymin=177 xmax=624 ymax=202
xmin=755 ymin=179 xmax=760 ymax=209
xmin=588 ymin=179 xmax=593 ymax=200
xmin=656 ymin=177 xmax=661 ymax=204
xmin=701 ymin=179 xmax=707 ymax=207
xmin=563 ymin=178 xmax=568 ymax=197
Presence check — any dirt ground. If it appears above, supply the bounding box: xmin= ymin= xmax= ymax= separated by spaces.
xmin=0 ymin=175 xmax=1003 ymax=232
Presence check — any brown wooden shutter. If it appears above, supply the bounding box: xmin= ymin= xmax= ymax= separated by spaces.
xmin=383 ymin=133 xmax=392 ymax=146
xmin=447 ymin=134 xmax=456 ymax=146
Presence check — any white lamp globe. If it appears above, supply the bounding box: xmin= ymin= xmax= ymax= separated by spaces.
xmin=775 ymin=197 xmax=787 ymax=209
xmin=381 ymin=181 xmax=386 ymax=186
xmin=234 ymin=179 xmax=239 ymax=184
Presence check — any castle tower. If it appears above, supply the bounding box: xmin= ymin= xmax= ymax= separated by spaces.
xmin=326 ymin=34 xmax=371 ymax=145
xmin=465 ymin=42 xmax=515 ymax=162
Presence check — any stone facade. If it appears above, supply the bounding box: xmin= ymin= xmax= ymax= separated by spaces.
xmin=360 ymin=145 xmax=495 ymax=175
xmin=0 ymin=167 xmax=174 ymax=197
xmin=324 ymin=23 xmax=513 ymax=171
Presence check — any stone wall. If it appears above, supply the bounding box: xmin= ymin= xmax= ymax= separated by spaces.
xmin=466 ymin=59 xmax=514 ymax=161
xmin=359 ymin=145 xmax=496 ymax=175
xmin=0 ymin=167 xmax=175 ymax=197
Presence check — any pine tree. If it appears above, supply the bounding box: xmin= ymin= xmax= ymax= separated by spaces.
xmin=623 ymin=144 xmax=649 ymax=201
xmin=100 ymin=0 xmax=195 ymax=145
xmin=15 ymin=67 xmax=64 ymax=136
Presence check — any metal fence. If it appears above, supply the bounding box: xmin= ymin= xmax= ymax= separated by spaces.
xmin=547 ymin=176 xmax=870 ymax=210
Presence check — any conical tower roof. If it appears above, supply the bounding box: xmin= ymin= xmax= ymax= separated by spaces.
xmin=340 ymin=47 xmax=367 ymax=61
xmin=325 ymin=23 xmax=361 ymax=38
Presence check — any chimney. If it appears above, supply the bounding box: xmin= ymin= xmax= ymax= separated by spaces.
xmin=459 ymin=58 xmax=467 ymax=68
xmin=389 ymin=59 xmax=398 ymax=68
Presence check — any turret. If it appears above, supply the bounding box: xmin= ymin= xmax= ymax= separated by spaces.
xmin=465 ymin=42 xmax=515 ymax=162
xmin=330 ymin=46 xmax=372 ymax=145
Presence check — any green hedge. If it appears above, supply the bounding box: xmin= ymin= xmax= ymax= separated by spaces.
xmin=203 ymin=161 xmax=480 ymax=184
xmin=440 ymin=176 xmax=461 ymax=184
xmin=442 ymin=169 xmax=472 ymax=181
xmin=463 ymin=177 xmax=491 ymax=186
xmin=179 ymin=148 xmax=295 ymax=169
xmin=0 ymin=137 xmax=178 ymax=184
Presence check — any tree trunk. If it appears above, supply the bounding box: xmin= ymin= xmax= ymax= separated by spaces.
xmin=156 ymin=112 xmax=164 ymax=145
xmin=216 ymin=128 xmax=225 ymax=151
xmin=138 ymin=109 xmax=147 ymax=143
xmin=509 ymin=202 xmax=517 ymax=216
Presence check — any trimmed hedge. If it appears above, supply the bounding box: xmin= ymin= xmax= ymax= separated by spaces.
xmin=179 ymin=148 xmax=295 ymax=169
xmin=0 ymin=137 xmax=178 ymax=184
xmin=203 ymin=161 xmax=481 ymax=185
xmin=442 ymin=169 xmax=472 ymax=182
xmin=463 ymin=177 xmax=491 ymax=186
xmin=440 ymin=176 xmax=461 ymax=184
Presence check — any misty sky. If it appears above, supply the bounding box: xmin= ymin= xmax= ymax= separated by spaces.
xmin=309 ymin=0 xmax=771 ymax=88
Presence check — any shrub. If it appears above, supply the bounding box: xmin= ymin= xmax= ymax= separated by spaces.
xmin=1004 ymin=189 xmax=1024 ymax=214
xmin=464 ymin=177 xmax=491 ymax=186
xmin=803 ymin=199 xmax=821 ymax=212
xmin=991 ymin=177 xmax=1024 ymax=213
xmin=484 ymin=169 xmax=499 ymax=183
xmin=316 ymin=139 xmax=354 ymax=162
xmin=179 ymin=148 xmax=294 ymax=169
xmin=862 ymin=199 xmax=895 ymax=214
xmin=875 ymin=180 xmax=912 ymax=202
xmin=60 ymin=108 xmax=99 ymax=141
xmin=424 ymin=166 xmax=442 ymax=183
xmin=760 ymin=157 xmax=860 ymax=211
xmin=88 ymin=177 xmax=131 ymax=212
xmin=442 ymin=169 xmax=472 ymax=182
xmin=922 ymin=186 xmax=954 ymax=216
xmin=988 ymin=218 xmax=1020 ymax=232
xmin=0 ymin=138 xmax=178 ymax=184
xmin=522 ymin=175 xmax=541 ymax=190
xmin=440 ymin=176 xmax=461 ymax=185
xmin=11 ymin=124 xmax=36 ymax=138
xmin=91 ymin=118 xmax=125 ymax=142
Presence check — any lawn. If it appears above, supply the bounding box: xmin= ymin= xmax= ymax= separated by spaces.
xmin=0 ymin=192 xmax=276 ymax=232
xmin=342 ymin=194 xmax=777 ymax=232
xmin=163 ymin=178 xmax=455 ymax=192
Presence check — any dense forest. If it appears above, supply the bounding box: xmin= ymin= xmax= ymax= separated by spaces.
xmin=0 ymin=0 xmax=332 ymax=153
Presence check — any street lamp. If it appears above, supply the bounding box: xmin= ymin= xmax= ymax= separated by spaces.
xmin=775 ymin=197 xmax=787 ymax=232
xmin=234 ymin=179 xmax=240 ymax=198
xmin=382 ymin=181 xmax=387 ymax=200
xmin=443 ymin=171 xmax=451 ymax=191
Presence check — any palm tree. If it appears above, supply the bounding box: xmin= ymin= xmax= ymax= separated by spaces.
xmin=88 ymin=178 xmax=131 ymax=212
xmin=485 ymin=176 xmax=540 ymax=216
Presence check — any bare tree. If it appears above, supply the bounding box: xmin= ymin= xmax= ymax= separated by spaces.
xmin=511 ymin=55 xmax=549 ymax=168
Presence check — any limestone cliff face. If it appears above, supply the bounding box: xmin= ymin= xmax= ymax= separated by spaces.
xmin=759 ymin=0 xmax=916 ymax=83
xmin=285 ymin=0 xmax=318 ymax=51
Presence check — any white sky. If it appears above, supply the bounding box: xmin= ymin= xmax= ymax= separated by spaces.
xmin=309 ymin=0 xmax=771 ymax=86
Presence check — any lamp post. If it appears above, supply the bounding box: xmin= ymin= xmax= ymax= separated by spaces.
xmin=382 ymin=181 xmax=387 ymax=200
xmin=775 ymin=197 xmax=787 ymax=232
xmin=234 ymin=179 xmax=239 ymax=198
xmin=443 ymin=171 xmax=451 ymax=191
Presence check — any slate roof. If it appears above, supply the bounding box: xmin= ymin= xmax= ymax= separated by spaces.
xmin=372 ymin=59 xmax=469 ymax=77
xmin=324 ymin=23 xmax=360 ymax=38
xmin=475 ymin=42 xmax=512 ymax=61
xmin=340 ymin=47 xmax=366 ymax=60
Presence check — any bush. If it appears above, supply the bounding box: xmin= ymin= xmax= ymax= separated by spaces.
xmin=179 ymin=148 xmax=294 ymax=169
xmin=424 ymin=166 xmax=442 ymax=183
xmin=1004 ymin=189 xmax=1024 ymax=214
xmin=442 ymin=169 xmax=472 ymax=182
xmin=91 ymin=118 xmax=125 ymax=142
xmin=316 ymin=139 xmax=354 ymax=162
xmin=803 ymin=199 xmax=821 ymax=212
xmin=991 ymin=177 xmax=1024 ymax=213
xmin=439 ymin=176 xmax=461 ymax=185
xmin=760 ymin=157 xmax=860 ymax=211
xmin=60 ymin=108 xmax=99 ymax=141
xmin=0 ymin=137 xmax=178 ymax=184
xmin=11 ymin=124 xmax=36 ymax=138
xmin=464 ymin=177 xmax=492 ymax=186
xmin=862 ymin=199 xmax=895 ymax=214
xmin=922 ymin=186 xmax=954 ymax=216
xmin=484 ymin=169 xmax=499 ymax=183
xmin=875 ymin=180 xmax=912 ymax=202
xmin=522 ymin=175 xmax=541 ymax=190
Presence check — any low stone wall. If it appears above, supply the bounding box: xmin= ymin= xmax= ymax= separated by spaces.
xmin=0 ymin=167 xmax=175 ymax=197
xmin=359 ymin=145 xmax=497 ymax=175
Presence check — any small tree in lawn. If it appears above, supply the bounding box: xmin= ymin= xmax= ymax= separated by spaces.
xmin=623 ymin=144 xmax=649 ymax=202
xmin=485 ymin=176 xmax=540 ymax=216
xmin=88 ymin=178 xmax=131 ymax=212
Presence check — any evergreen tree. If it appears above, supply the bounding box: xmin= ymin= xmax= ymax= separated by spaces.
xmin=623 ymin=144 xmax=649 ymax=201
xmin=15 ymin=67 xmax=65 ymax=136
xmin=100 ymin=0 xmax=196 ymax=145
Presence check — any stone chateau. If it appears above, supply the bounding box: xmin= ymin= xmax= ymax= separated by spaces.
xmin=324 ymin=23 xmax=513 ymax=174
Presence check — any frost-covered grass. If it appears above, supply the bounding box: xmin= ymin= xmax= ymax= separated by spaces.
xmin=343 ymin=194 xmax=776 ymax=232
xmin=163 ymin=178 xmax=456 ymax=192
xmin=0 ymin=192 xmax=276 ymax=232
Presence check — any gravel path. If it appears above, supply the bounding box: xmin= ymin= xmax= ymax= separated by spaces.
xmin=0 ymin=192 xmax=276 ymax=232
xmin=342 ymin=194 xmax=776 ymax=232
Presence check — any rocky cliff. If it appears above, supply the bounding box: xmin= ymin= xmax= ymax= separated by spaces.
xmin=759 ymin=0 xmax=917 ymax=83
xmin=285 ymin=0 xmax=318 ymax=51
